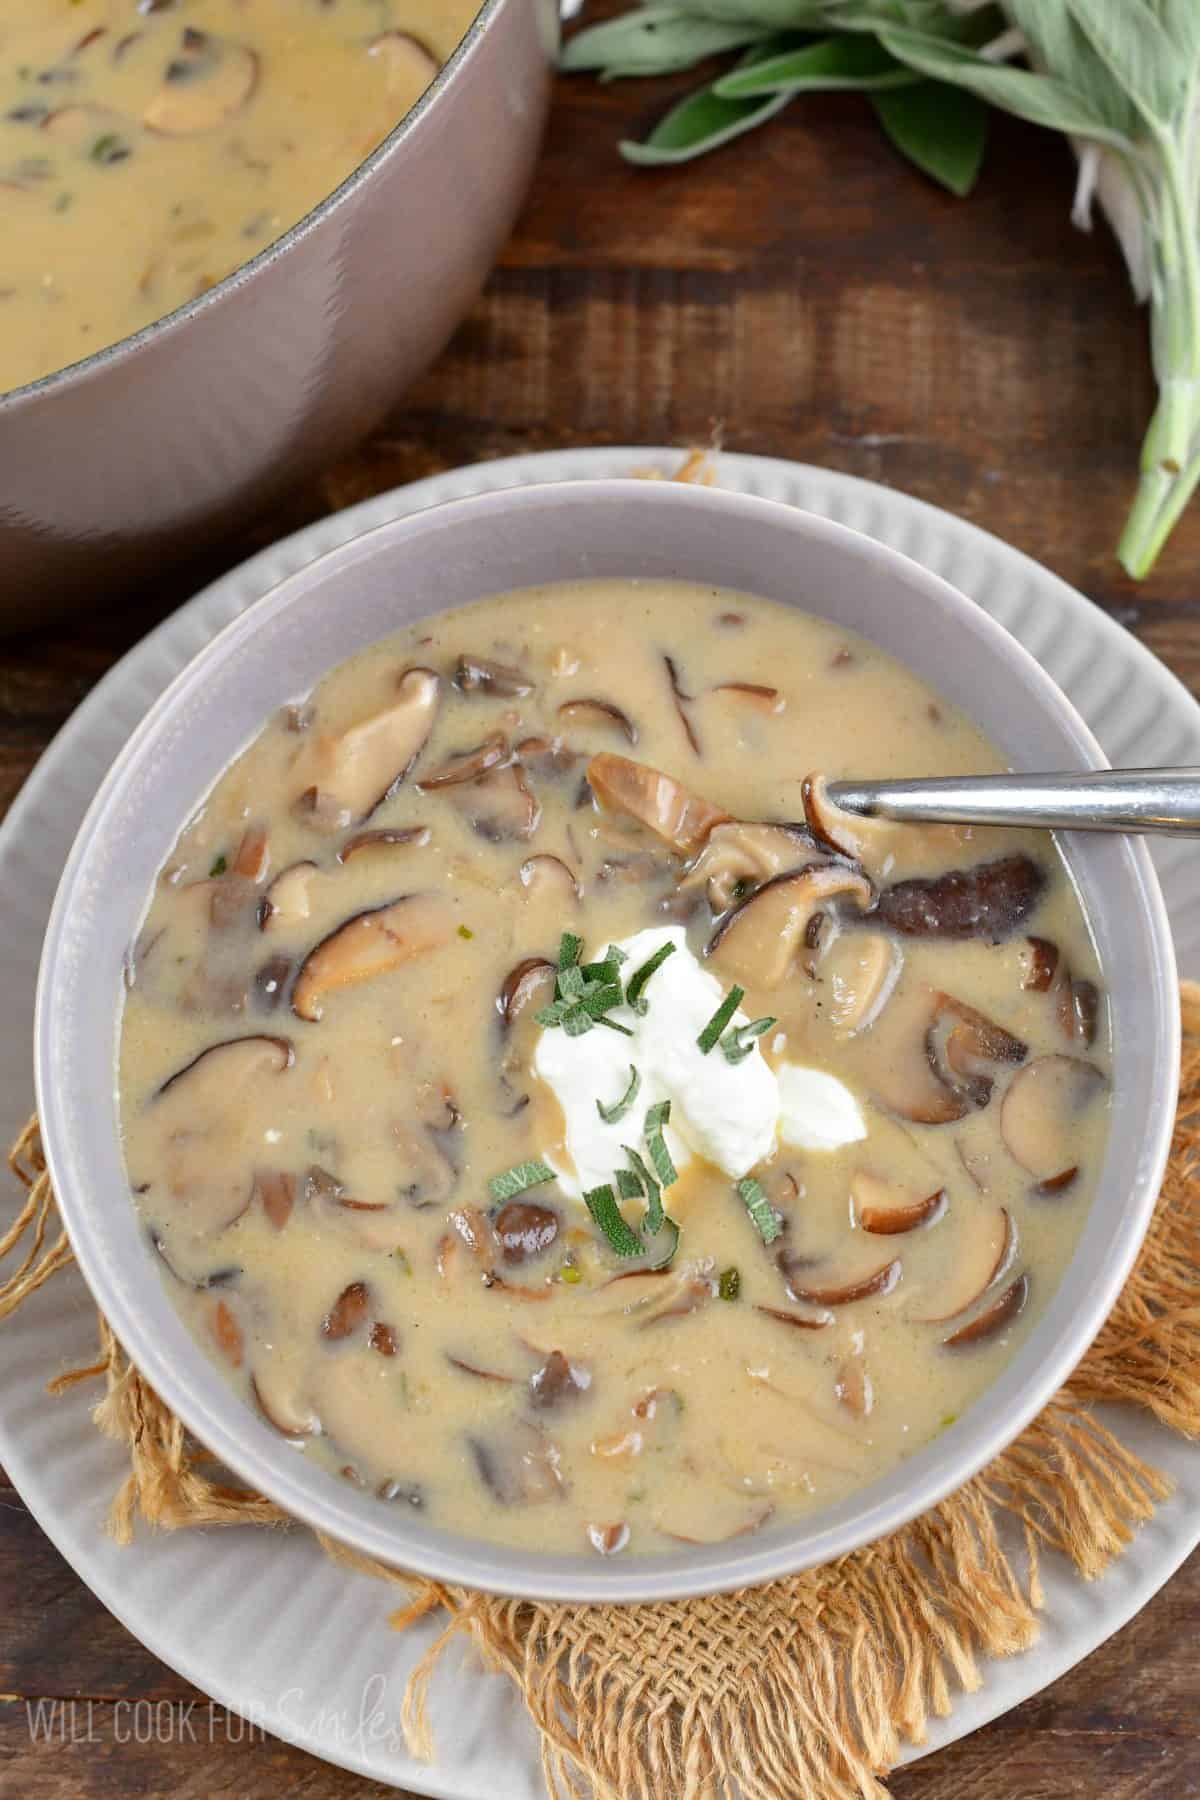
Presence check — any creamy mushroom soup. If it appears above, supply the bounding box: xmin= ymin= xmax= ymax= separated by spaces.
xmin=0 ymin=0 xmax=478 ymax=393
xmin=118 ymin=580 xmax=1111 ymax=1556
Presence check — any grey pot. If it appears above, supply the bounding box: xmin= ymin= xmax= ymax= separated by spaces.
xmin=0 ymin=0 xmax=554 ymax=621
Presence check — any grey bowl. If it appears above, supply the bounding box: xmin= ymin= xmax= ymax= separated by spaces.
xmin=0 ymin=0 xmax=553 ymax=617
xmin=34 ymin=478 xmax=1179 ymax=1603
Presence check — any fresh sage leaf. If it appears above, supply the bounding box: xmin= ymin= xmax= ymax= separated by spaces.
xmin=1062 ymin=0 xmax=1185 ymax=129
xmin=620 ymin=40 xmax=798 ymax=165
xmin=871 ymin=80 xmax=988 ymax=197
xmin=562 ymin=7 xmax=775 ymax=78
xmin=715 ymin=33 xmax=916 ymax=101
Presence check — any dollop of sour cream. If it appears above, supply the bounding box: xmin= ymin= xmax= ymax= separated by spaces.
xmin=533 ymin=926 xmax=866 ymax=1199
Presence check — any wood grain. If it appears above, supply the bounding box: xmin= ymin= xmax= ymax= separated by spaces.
xmin=2 ymin=43 xmax=1199 ymax=1800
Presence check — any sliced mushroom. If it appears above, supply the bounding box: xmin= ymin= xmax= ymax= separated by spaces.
xmin=231 ymin=823 xmax=270 ymax=883
xmin=493 ymin=1200 xmax=560 ymax=1265
xmin=592 ymin=1260 xmax=716 ymax=1325
xmin=1036 ymin=1166 xmax=1079 ymax=1198
xmin=338 ymin=826 xmax=431 ymax=864
xmin=292 ymin=893 xmax=451 ymax=1022
xmin=818 ymin=929 xmax=902 ymax=1035
xmin=557 ymin=698 xmax=638 ymax=744
xmin=718 ymin=1374 xmax=869 ymax=1487
xmin=875 ymin=855 xmax=1047 ymax=943
xmin=708 ymin=864 xmax=873 ymax=989
xmin=468 ymin=1422 xmax=565 ymax=1506
xmin=515 ymin=736 xmax=579 ymax=780
xmin=586 ymin=753 xmax=729 ymax=857
xmin=446 ymin=1354 xmax=516 ymax=1384
xmin=445 ymin=763 xmax=541 ymax=843
xmin=756 ymin=1303 xmax=833 ymax=1332
xmin=251 ymin=1368 xmax=319 ymax=1440
xmin=662 ymin=653 xmax=702 ymax=756
xmin=258 ymin=860 xmax=321 ymax=931
xmin=869 ymin=988 xmax=973 ymax=1125
xmin=143 ymin=34 xmax=260 ymax=135
xmin=369 ymin=1321 xmax=400 ymax=1357
xmin=786 ymin=1258 xmax=901 ymax=1307
xmin=321 ymin=1280 xmax=370 ymax=1342
xmin=1021 ymin=936 xmax=1060 ymax=992
xmin=710 ymin=681 xmax=783 ymax=714
xmin=680 ymin=820 xmax=817 ymax=914
xmin=290 ymin=667 xmax=439 ymax=825
xmin=308 ymin=1165 xmax=410 ymax=1255
xmin=253 ymin=1168 xmax=296 ymax=1231
xmin=144 ymin=1036 xmax=294 ymax=1236
xmin=587 ymin=1522 xmax=631 ymax=1556
xmin=252 ymin=954 xmax=292 ymax=1011
xmin=367 ymin=28 xmax=440 ymax=93
xmin=529 ymin=1350 xmax=592 ymax=1409
xmin=999 ymin=1055 xmax=1109 ymax=1181
xmin=518 ymin=854 xmax=581 ymax=903
xmin=453 ymin=653 xmax=532 ymax=697
xmin=497 ymin=957 xmax=556 ymax=1029
xmin=853 ymin=1173 xmax=947 ymax=1235
xmin=657 ymin=1490 xmax=774 ymax=1544
xmin=943 ymin=1273 xmax=1030 ymax=1350
xmin=208 ymin=1298 xmax=243 ymax=1369
xmin=416 ymin=731 xmax=509 ymax=790
xmin=392 ymin=1121 xmax=458 ymax=1209
xmin=926 ymin=994 xmax=1027 ymax=1111
xmin=913 ymin=1206 xmax=1015 ymax=1324
xmin=834 ymin=1359 xmax=874 ymax=1418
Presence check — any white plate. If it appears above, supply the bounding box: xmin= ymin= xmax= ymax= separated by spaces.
xmin=1 ymin=450 xmax=1198 ymax=1796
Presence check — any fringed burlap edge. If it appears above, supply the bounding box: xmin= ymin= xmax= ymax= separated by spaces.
xmin=6 ymin=982 xmax=1200 ymax=1800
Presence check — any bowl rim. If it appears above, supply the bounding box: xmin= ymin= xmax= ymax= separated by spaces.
xmin=33 ymin=478 xmax=1181 ymax=1602
xmin=0 ymin=0 xmax=512 ymax=409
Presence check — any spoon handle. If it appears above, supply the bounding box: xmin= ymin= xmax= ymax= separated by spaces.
xmin=825 ymin=768 xmax=1200 ymax=836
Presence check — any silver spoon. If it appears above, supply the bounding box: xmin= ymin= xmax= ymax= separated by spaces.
xmin=826 ymin=768 xmax=1200 ymax=837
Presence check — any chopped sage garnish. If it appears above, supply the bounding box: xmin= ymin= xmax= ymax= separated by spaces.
xmin=583 ymin=1183 xmax=645 ymax=1257
xmin=208 ymin=853 xmax=228 ymax=877
xmin=597 ymin=1063 xmax=641 ymax=1125
xmin=539 ymin=934 xmax=630 ymax=1036
xmin=625 ymin=939 xmax=676 ymax=1013
xmin=643 ymin=1098 xmax=678 ymax=1188
xmin=558 ymin=931 xmax=584 ymax=970
xmin=721 ymin=1014 xmax=777 ymax=1064
xmin=697 ymin=984 xmax=745 ymax=1054
xmin=718 ymin=1266 xmax=741 ymax=1302
xmin=488 ymin=1158 xmax=557 ymax=1202
xmin=737 ymin=1174 xmax=781 ymax=1245
xmin=622 ymin=1144 xmax=663 ymax=1234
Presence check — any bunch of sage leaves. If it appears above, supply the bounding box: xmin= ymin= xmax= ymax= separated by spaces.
xmin=562 ymin=1 xmax=1200 ymax=578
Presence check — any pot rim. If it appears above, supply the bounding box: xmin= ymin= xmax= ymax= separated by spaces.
xmin=0 ymin=0 xmax=512 ymax=410
xmin=33 ymin=478 xmax=1180 ymax=1602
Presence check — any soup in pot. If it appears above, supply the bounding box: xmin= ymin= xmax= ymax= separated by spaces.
xmin=118 ymin=580 xmax=1111 ymax=1557
xmin=0 ymin=0 xmax=478 ymax=393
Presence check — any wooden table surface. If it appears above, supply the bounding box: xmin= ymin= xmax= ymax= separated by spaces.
xmin=2 ymin=42 xmax=1199 ymax=1800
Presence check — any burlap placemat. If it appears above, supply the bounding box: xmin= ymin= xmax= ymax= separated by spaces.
xmin=4 ymin=984 xmax=1199 ymax=1800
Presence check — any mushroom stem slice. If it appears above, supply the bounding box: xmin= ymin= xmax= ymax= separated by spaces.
xmin=586 ymin=752 xmax=729 ymax=856
xmin=292 ymin=893 xmax=451 ymax=1022
xmin=708 ymin=864 xmax=873 ymax=989
xmin=943 ymin=1274 xmax=1030 ymax=1350
xmin=291 ymin=667 xmax=440 ymax=824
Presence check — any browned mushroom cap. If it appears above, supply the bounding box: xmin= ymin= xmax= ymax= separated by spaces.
xmin=367 ymin=28 xmax=440 ymax=92
xmin=338 ymin=826 xmax=431 ymax=864
xmin=416 ymin=731 xmax=509 ymax=790
xmin=258 ymin=860 xmax=321 ymax=931
xmin=145 ymin=1036 xmax=293 ymax=1236
xmin=529 ymin=1349 xmax=592 ymax=1409
xmin=802 ymin=771 xmax=901 ymax=867
xmin=875 ymin=854 xmax=1047 ymax=942
xmin=252 ymin=1168 xmax=296 ymax=1231
xmin=912 ymin=1206 xmax=1016 ymax=1324
xmin=926 ymin=994 xmax=1028 ymax=1111
xmin=251 ymin=1368 xmax=320 ymax=1440
xmin=453 ymin=653 xmax=533 ymax=697
xmin=143 ymin=33 xmax=260 ymax=135
xmin=497 ymin=957 xmax=556 ymax=1028
xmin=321 ymin=1281 xmax=370 ymax=1342
xmin=468 ymin=1421 xmax=565 ymax=1506
xmin=707 ymin=865 xmax=873 ymax=989
xmin=445 ymin=763 xmax=542 ymax=843
xmin=680 ymin=820 xmax=817 ymax=914
xmin=494 ymin=1200 xmax=560 ymax=1264
xmin=1021 ymin=936 xmax=1060 ymax=992
xmin=557 ymin=698 xmax=639 ymax=744
xmin=292 ymin=893 xmax=451 ymax=1022
xmin=587 ymin=752 xmax=729 ymax=856
xmin=518 ymin=854 xmax=582 ymax=903
xmin=943 ymin=1273 xmax=1030 ymax=1350
xmin=291 ymin=667 xmax=440 ymax=825
xmin=786 ymin=1258 xmax=901 ymax=1307
xmin=817 ymin=929 xmax=902 ymax=1035
xmin=999 ymin=1054 xmax=1109 ymax=1180
xmin=852 ymin=1172 xmax=947 ymax=1234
